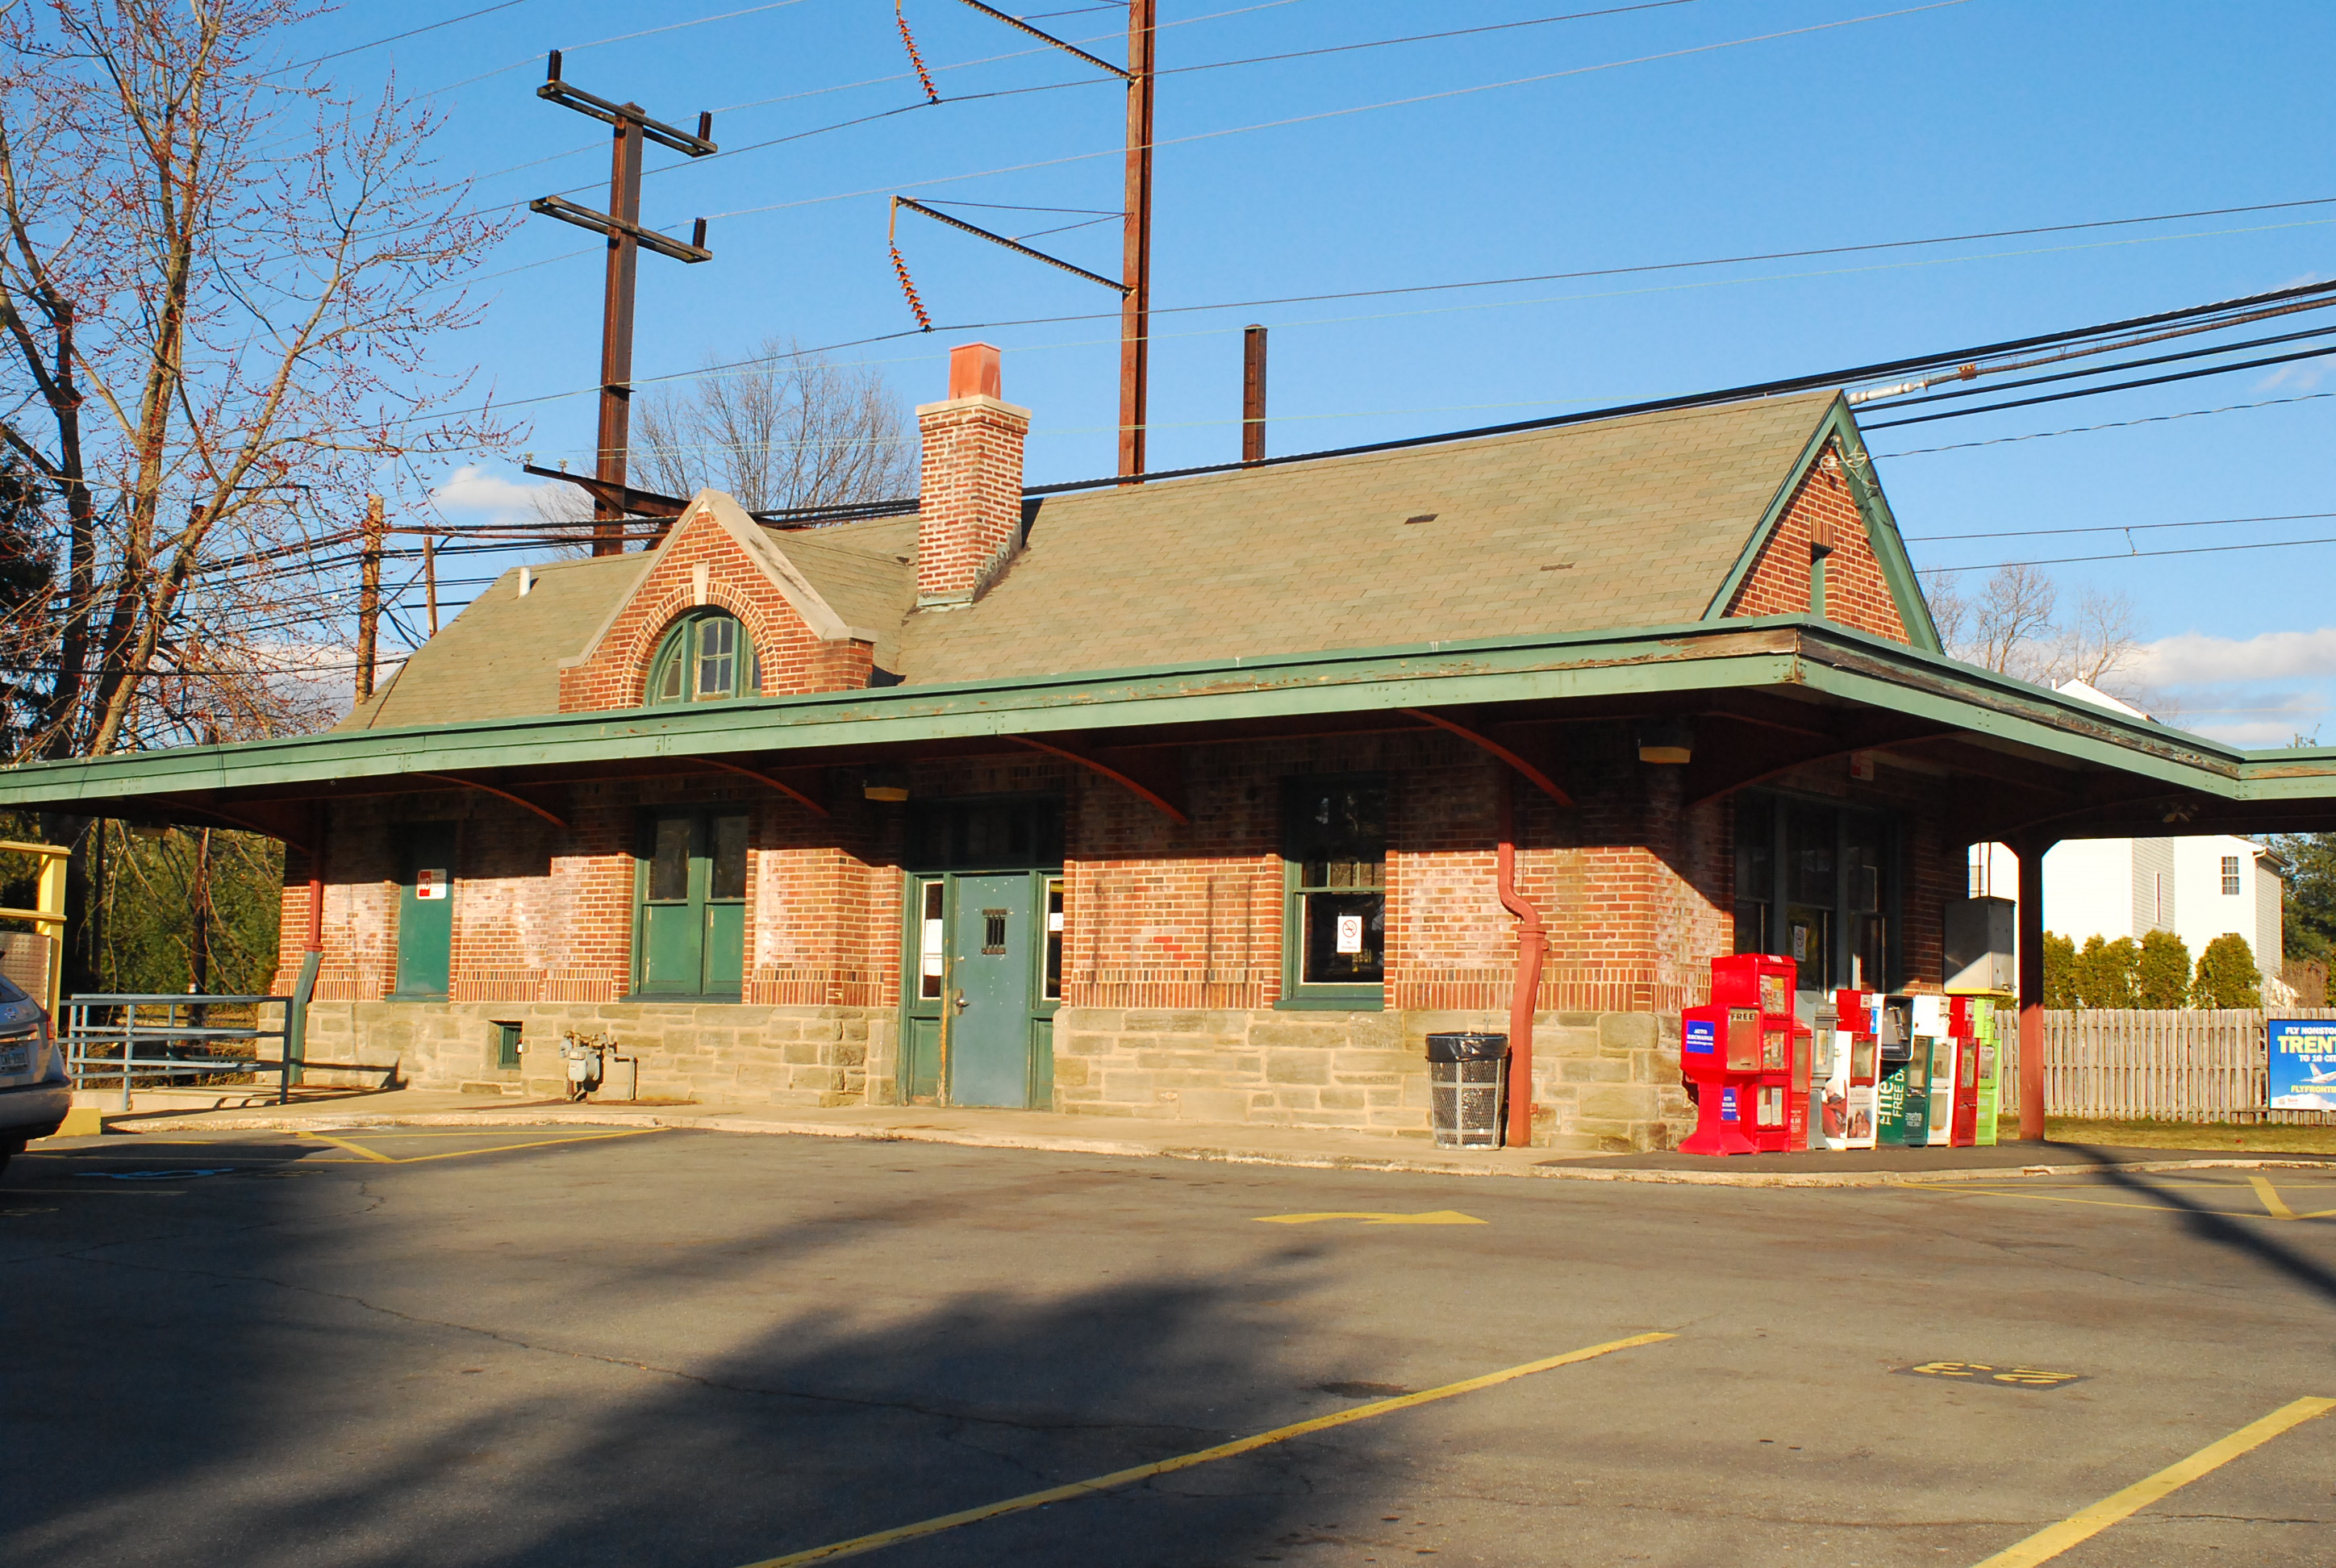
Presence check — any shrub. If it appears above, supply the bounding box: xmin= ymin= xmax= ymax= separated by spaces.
xmin=2137 ymin=928 xmax=2191 ymax=1009
xmin=2192 ymin=933 xmax=2262 ymax=1010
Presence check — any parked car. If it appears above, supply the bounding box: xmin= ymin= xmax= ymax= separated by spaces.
xmin=0 ymin=975 xmax=66 ymax=1174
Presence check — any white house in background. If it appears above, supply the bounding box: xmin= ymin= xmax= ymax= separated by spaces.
xmin=1969 ymin=680 xmax=2291 ymax=1003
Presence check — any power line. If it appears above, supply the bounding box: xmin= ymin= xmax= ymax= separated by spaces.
xmin=1861 ymin=341 xmax=2336 ymax=429
xmin=1874 ymin=389 xmax=2336 ymax=458
xmin=1905 ymin=511 xmax=2336 ymax=544
xmin=277 ymin=0 xmax=538 ymax=73
xmin=701 ymin=1 xmax=1977 ymax=221
xmin=1927 ymin=532 xmax=2336 ymax=573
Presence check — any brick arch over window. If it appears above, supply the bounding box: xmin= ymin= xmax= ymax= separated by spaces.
xmin=622 ymin=590 xmax=775 ymax=707
xmin=556 ymin=498 xmax=882 ymax=713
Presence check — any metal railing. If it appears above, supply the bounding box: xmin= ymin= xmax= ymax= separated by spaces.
xmin=61 ymin=995 xmax=296 ymax=1110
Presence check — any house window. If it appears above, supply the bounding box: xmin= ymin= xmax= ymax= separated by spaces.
xmin=2221 ymin=854 xmax=2241 ymax=896
xmin=491 ymin=1021 xmax=522 ymax=1070
xmin=647 ymin=611 xmax=761 ymax=705
xmin=632 ymin=808 xmax=749 ymax=999
xmin=1282 ymin=776 xmax=1386 ymax=1007
xmin=1733 ymin=792 xmax=1898 ymax=992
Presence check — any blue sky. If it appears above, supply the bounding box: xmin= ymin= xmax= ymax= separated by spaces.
xmin=286 ymin=0 xmax=2336 ymax=744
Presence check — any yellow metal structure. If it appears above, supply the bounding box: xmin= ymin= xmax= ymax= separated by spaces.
xmin=0 ymin=838 xmax=69 ymax=1015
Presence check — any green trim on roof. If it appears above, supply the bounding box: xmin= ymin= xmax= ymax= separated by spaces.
xmin=1700 ymin=394 xmax=1942 ymax=655
xmin=3 ymin=616 xmax=2323 ymax=820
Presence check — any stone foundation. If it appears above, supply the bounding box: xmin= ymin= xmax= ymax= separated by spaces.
xmin=298 ymin=1001 xmax=888 ymax=1107
xmin=1050 ymin=1007 xmax=1689 ymax=1151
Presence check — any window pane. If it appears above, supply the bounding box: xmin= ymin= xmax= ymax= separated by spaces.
xmin=1787 ymin=804 xmax=1836 ymax=907
xmin=919 ymin=880 xmax=945 ymax=1000
xmin=1300 ymin=890 xmax=1384 ymax=985
xmin=709 ymin=813 xmax=748 ymax=900
xmin=649 ymin=816 xmax=690 ymax=902
xmin=653 ymin=643 xmax=685 ymax=703
xmin=1733 ymin=899 xmax=1770 ymax=956
xmin=1734 ymin=797 xmax=1773 ymax=901
xmin=1044 ymin=879 xmax=1065 ymax=1002
xmin=1287 ymin=778 xmax=1387 ymax=890
xmin=695 ymin=616 xmax=736 ymax=699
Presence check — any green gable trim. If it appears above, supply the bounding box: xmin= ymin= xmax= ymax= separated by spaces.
xmin=1700 ymin=394 xmax=1942 ymax=654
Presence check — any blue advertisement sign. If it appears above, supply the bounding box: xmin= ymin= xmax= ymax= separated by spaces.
xmin=2268 ymin=1020 xmax=2336 ymax=1111
xmin=1685 ymin=1018 xmax=1715 ymax=1055
xmin=1720 ymin=1086 xmax=1739 ymax=1123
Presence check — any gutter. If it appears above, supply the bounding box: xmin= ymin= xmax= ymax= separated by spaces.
xmin=1496 ymin=775 xmax=1547 ymax=1149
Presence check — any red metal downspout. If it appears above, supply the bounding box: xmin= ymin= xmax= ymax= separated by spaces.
xmin=1497 ymin=774 xmax=1546 ymax=1148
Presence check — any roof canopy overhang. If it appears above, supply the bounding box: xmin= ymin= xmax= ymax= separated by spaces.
xmin=10 ymin=615 xmax=2336 ymax=848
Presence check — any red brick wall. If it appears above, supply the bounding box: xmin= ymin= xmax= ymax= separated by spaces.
xmin=915 ymin=395 xmax=1028 ymax=604
xmin=557 ymin=508 xmax=874 ymax=713
xmin=1725 ymin=442 xmax=1913 ymax=643
xmin=277 ymin=729 xmax=1958 ymax=1022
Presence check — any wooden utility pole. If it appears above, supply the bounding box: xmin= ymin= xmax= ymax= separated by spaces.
xmin=1241 ymin=323 xmax=1267 ymax=464
xmin=899 ymin=3 xmax=1157 ymax=475
xmin=423 ymin=532 xmax=440 ymax=636
xmin=1120 ymin=0 xmax=1157 ymax=477
xmin=354 ymin=494 xmax=383 ymax=703
xmin=529 ymin=52 xmax=718 ymax=556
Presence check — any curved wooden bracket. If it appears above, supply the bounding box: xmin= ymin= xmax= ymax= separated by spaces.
xmin=1012 ymin=736 xmax=1187 ymax=824
xmin=702 ymin=757 xmax=831 ymax=816
xmin=418 ymin=773 xmax=570 ymax=831
xmin=1400 ymin=708 xmax=1573 ymax=806
xmin=1684 ymin=728 xmax=1958 ymax=808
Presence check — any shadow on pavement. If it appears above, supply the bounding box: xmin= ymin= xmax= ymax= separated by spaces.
xmin=0 ymin=1134 xmax=1387 ymax=1568
xmin=2054 ymin=1141 xmax=2336 ymax=1312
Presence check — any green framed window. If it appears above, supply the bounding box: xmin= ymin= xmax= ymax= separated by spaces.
xmin=630 ymin=807 xmax=749 ymax=1000
xmin=492 ymin=1021 xmax=523 ymax=1070
xmin=1279 ymin=775 xmax=1387 ymax=1010
xmin=647 ymin=611 xmax=761 ymax=705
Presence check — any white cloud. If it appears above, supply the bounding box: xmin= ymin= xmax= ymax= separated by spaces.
xmin=2130 ymin=627 xmax=2336 ymax=686
xmin=430 ymin=463 xmax=562 ymax=522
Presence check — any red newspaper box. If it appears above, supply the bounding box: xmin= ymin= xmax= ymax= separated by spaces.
xmin=1950 ymin=1017 xmax=1980 ymax=1147
xmin=1683 ymin=955 xmax=1796 ymax=1157
xmin=1679 ymin=1000 xmax=1759 ymax=1156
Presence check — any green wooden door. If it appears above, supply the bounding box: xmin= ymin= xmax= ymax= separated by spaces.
xmin=393 ymin=822 xmax=457 ymax=999
xmin=948 ymin=874 xmax=1034 ymax=1108
xmin=636 ymin=810 xmax=747 ymax=999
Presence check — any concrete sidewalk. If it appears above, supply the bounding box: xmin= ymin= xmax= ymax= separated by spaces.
xmin=42 ymin=1086 xmax=2336 ymax=1187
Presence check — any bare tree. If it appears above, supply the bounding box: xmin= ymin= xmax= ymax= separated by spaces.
xmin=0 ymin=0 xmax=514 ymax=758
xmin=1924 ymin=564 xmax=2148 ymax=701
xmin=633 ymin=337 xmax=917 ymax=514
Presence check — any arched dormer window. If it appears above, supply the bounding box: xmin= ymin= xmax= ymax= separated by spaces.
xmin=647 ymin=611 xmax=761 ymax=705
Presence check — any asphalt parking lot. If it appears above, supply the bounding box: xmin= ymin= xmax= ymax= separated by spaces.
xmin=3 ymin=1129 xmax=2333 ymax=1567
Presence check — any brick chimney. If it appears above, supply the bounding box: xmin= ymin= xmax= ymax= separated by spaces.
xmin=916 ymin=342 xmax=1030 ymax=609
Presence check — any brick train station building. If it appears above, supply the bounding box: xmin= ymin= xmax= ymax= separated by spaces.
xmin=15 ymin=345 xmax=2335 ymax=1150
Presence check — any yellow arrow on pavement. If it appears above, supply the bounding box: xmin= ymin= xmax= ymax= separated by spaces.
xmin=1254 ymin=1210 xmax=1486 ymax=1226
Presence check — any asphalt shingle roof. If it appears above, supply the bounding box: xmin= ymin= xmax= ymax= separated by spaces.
xmin=340 ymin=391 xmax=1836 ymax=728
xmin=899 ymin=391 xmax=1834 ymax=684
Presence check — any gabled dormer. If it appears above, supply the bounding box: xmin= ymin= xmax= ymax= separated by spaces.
xmin=557 ymin=490 xmax=911 ymax=711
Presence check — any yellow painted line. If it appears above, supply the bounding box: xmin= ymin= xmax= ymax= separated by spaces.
xmin=2247 ymin=1176 xmax=2298 ymax=1220
xmin=298 ymin=1132 xmax=394 ymax=1163
xmin=1971 ymin=1395 xmax=2334 ymax=1567
xmin=1254 ymin=1210 xmax=1487 ymax=1226
xmin=297 ymin=1127 xmax=660 ymax=1165
xmin=737 ymin=1332 xmax=1674 ymax=1568
xmin=1898 ymin=1184 xmax=2289 ymax=1220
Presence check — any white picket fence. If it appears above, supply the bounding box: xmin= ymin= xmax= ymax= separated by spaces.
xmin=1995 ymin=1009 xmax=2336 ymax=1124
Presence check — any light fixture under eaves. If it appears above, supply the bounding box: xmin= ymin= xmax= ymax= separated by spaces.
xmin=1637 ymin=718 xmax=1694 ymax=765
xmin=862 ymin=764 xmax=910 ymax=803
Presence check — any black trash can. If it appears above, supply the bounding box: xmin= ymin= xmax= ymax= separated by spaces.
xmin=1425 ymin=1031 xmax=1508 ymax=1149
